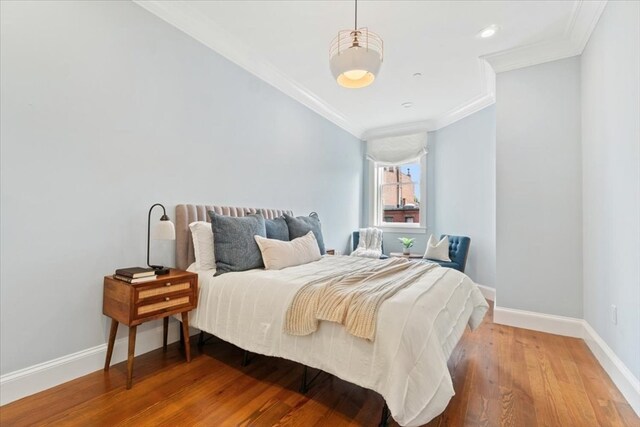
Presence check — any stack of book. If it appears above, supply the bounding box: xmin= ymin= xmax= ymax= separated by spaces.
xmin=114 ymin=267 xmax=157 ymax=284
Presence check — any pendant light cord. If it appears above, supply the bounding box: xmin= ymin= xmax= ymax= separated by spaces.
xmin=354 ymin=0 xmax=358 ymax=30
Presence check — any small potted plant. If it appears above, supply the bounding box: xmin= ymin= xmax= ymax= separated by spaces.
xmin=398 ymin=237 xmax=415 ymax=255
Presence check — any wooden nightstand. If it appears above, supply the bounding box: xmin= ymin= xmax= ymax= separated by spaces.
xmin=102 ymin=269 xmax=198 ymax=389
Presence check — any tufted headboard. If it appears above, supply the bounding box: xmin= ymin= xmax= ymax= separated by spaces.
xmin=175 ymin=204 xmax=294 ymax=270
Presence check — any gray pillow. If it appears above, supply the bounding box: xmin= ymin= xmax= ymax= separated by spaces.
xmin=284 ymin=213 xmax=326 ymax=255
xmin=208 ymin=211 xmax=266 ymax=275
xmin=263 ymin=215 xmax=290 ymax=241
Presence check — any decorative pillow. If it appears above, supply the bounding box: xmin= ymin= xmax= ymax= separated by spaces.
xmin=189 ymin=221 xmax=216 ymax=271
xmin=423 ymin=234 xmax=451 ymax=261
xmin=255 ymin=231 xmax=321 ymax=270
xmin=263 ymin=215 xmax=290 ymax=241
xmin=208 ymin=211 xmax=266 ymax=275
xmin=284 ymin=212 xmax=326 ymax=254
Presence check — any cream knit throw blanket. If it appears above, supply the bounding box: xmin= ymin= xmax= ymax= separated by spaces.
xmin=350 ymin=227 xmax=383 ymax=259
xmin=285 ymin=258 xmax=437 ymax=341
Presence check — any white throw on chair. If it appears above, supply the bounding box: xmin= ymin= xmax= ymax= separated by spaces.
xmin=350 ymin=227 xmax=383 ymax=259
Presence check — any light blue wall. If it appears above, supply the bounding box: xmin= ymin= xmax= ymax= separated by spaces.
xmin=496 ymin=57 xmax=583 ymax=318
xmin=581 ymin=1 xmax=640 ymax=379
xmin=0 ymin=1 xmax=364 ymax=374
xmin=430 ymin=106 xmax=496 ymax=287
xmin=371 ymin=106 xmax=497 ymax=287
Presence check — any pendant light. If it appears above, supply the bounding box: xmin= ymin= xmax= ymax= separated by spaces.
xmin=329 ymin=0 xmax=383 ymax=89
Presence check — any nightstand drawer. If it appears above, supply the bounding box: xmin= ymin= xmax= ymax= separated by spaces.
xmin=136 ymin=294 xmax=193 ymax=317
xmin=136 ymin=281 xmax=191 ymax=300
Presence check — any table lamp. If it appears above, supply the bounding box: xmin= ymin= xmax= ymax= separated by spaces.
xmin=147 ymin=203 xmax=175 ymax=275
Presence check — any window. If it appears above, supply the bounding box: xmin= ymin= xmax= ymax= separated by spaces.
xmin=366 ymin=132 xmax=427 ymax=228
xmin=375 ymin=162 xmax=422 ymax=226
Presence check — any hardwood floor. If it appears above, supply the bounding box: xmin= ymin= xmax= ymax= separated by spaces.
xmin=1 ymin=302 xmax=638 ymax=427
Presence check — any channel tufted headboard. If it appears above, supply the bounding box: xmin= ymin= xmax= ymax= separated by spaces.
xmin=175 ymin=204 xmax=294 ymax=270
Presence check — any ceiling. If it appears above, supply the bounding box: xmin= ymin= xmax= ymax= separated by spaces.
xmin=135 ymin=0 xmax=606 ymax=139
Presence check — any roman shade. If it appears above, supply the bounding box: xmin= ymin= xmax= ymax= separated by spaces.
xmin=366 ymin=133 xmax=427 ymax=165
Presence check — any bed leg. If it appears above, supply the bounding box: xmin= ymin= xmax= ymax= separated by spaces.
xmin=300 ymin=365 xmax=308 ymax=394
xmin=242 ymin=350 xmax=250 ymax=367
xmin=379 ymin=403 xmax=390 ymax=427
xmin=299 ymin=365 xmax=323 ymax=394
xmin=198 ymin=331 xmax=204 ymax=347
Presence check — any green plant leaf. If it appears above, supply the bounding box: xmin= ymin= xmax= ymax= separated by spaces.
xmin=397 ymin=237 xmax=415 ymax=248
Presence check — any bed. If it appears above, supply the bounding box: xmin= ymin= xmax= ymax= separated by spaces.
xmin=175 ymin=204 xmax=489 ymax=427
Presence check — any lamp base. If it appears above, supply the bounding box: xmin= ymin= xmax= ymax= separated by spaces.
xmin=151 ymin=266 xmax=171 ymax=276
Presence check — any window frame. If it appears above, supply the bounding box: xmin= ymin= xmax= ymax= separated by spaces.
xmin=369 ymin=155 xmax=428 ymax=232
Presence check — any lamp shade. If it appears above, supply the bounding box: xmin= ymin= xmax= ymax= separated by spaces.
xmin=152 ymin=219 xmax=175 ymax=240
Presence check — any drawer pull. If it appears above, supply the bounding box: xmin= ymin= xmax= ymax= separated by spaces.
xmin=165 ymin=297 xmax=170 ymax=301
xmin=166 ymin=282 xmax=171 ymax=287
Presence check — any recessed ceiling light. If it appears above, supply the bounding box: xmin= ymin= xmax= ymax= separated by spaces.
xmin=478 ymin=24 xmax=499 ymax=38
xmin=402 ymin=102 xmax=413 ymax=108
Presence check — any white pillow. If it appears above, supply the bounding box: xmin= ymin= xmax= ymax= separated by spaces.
xmin=189 ymin=221 xmax=216 ymax=271
xmin=254 ymin=231 xmax=321 ymax=270
xmin=423 ymin=234 xmax=451 ymax=261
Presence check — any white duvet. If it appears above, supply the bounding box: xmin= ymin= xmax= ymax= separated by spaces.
xmin=186 ymin=255 xmax=488 ymax=426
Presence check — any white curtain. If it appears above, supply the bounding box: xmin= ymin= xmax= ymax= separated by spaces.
xmin=366 ymin=133 xmax=427 ymax=165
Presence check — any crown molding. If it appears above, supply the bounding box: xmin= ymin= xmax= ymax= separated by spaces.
xmin=134 ymin=0 xmax=604 ymax=140
xmin=134 ymin=0 xmax=496 ymax=141
xmin=133 ymin=0 xmax=364 ymax=138
xmin=361 ymin=59 xmax=495 ymax=140
xmin=482 ymin=0 xmax=607 ymax=73
xmin=361 ymin=92 xmax=495 ymax=140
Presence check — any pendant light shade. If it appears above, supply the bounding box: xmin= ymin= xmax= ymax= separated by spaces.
xmin=329 ymin=0 xmax=383 ymax=89
xmin=330 ymin=29 xmax=383 ymax=88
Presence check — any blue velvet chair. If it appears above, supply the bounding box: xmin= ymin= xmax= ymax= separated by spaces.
xmin=352 ymin=231 xmax=389 ymax=259
xmin=424 ymin=235 xmax=470 ymax=272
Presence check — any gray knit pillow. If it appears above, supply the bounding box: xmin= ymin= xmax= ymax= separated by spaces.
xmin=284 ymin=213 xmax=325 ymax=255
xmin=208 ymin=211 xmax=266 ymax=275
xmin=261 ymin=213 xmax=290 ymax=241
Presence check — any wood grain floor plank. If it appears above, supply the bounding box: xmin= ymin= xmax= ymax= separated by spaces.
xmin=497 ymin=323 xmax=515 ymax=427
xmin=124 ymin=360 xmax=288 ymax=426
xmin=523 ymin=334 xmax=568 ymax=426
xmin=219 ymin=371 xmax=304 ymax=427
xmin=565 ymin=339 xmax=633 ymax=427
xmin=0 ymin=345 xmax=190 ymax=427
xmin=615 ymin=400 xmax=640 ymax=427
xmin=239 ymin=399 xmax=292 ymax=427
xmin=510 ymin=328 xmax=539 ymax=427
xmin=39 ymin=356 xmax=222 ymax=426
xmin=1 ymin=300 xmax=637 ymax=427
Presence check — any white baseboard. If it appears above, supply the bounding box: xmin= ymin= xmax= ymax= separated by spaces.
xmin=582 ymin=322 xmax=640 ymax=416
xmin=476 ymin=284 xmax=495 ymax=301
xmin=493 ymin=305 xmax=585 ymax=338
xmin=494 ymin=303 xmax=640 ymax=416
xmin=0 ymin=320 xmax=182 ymax=406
